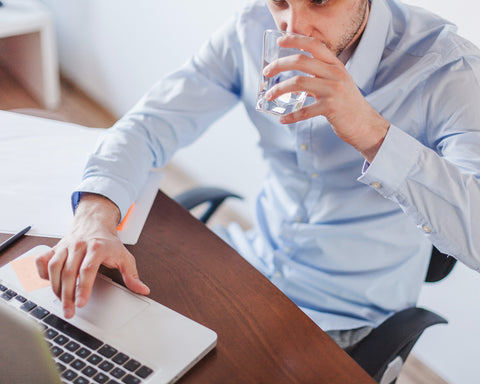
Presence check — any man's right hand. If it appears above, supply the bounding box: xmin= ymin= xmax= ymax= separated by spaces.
xmin=35 ymin=193 xmax=150 ymax=319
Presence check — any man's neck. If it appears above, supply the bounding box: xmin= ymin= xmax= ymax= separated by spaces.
xmin=338 ymin=41 xmax=358 ymax=64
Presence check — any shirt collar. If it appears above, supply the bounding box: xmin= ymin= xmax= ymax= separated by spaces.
xmin=347 ymin=0 xmax=391 ymax=95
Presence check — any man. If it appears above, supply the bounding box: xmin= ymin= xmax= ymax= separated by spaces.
xmin=36 ymin=0 xmax=480 ymax=350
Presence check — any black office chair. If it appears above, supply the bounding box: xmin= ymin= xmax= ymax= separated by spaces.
xmin=174 ymin=186 xmax=456 ymax=383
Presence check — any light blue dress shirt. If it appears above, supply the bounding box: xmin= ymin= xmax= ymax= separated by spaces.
xmin=75 ymin=0 xmax=480 ymax=331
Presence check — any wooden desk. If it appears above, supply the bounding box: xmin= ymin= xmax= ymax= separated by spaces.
xmin=0 ymin=191 xmax=375 ymax=384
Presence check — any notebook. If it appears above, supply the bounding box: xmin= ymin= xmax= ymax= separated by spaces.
xmin=0 ymin=245 xmax=217 ymax=384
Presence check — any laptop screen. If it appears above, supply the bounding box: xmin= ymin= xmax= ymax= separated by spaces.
xmin=0 ymin=300 xmax=62 ymax=384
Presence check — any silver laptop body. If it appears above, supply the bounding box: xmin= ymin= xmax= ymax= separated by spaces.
xmin=0 ymin=245 xmax=217 ymax=384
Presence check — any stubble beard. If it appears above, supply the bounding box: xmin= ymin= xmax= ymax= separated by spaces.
xmin=333 ymin=0 xmax=369 ymax=57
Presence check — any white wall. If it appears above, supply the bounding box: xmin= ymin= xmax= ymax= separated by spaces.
xmin=38 ymin=1 xmax=480 ymax=382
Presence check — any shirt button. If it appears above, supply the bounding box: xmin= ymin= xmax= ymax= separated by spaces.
xmin=370 ymin=181 xmax=382 ymax=189
xmin=422 ymin=225 xmax=432 ymax=233
xmin=273 ymin=270 xmax=283 ymax=279
xmin=284 ymin=246 xmax=291 ymax=253
xmin=311 ymin=172 xmax=319 ymax=179
xmin=295 ymin=216 xmax=303 ymax=223
xmin=300 ymin=143 xmax=308 ymax=151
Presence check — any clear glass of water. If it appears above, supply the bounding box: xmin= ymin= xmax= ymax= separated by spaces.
xmin=256 ymin=30 xmax=311 ymax=116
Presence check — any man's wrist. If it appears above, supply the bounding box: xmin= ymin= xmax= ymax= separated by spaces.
xmin=355 ymin=115 xmax=390 ymax=163
xmin=361 ymin=125 xmax=389 ymax=163
xmin=74 ymin=193 xmax=121 ymax=229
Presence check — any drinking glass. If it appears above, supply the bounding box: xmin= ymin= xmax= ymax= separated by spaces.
xmin=256 ymin=29 xmax=311 ymax=116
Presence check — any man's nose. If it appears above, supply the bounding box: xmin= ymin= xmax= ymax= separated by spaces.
xmin=284 ymin=9 xmax=311 ymax=36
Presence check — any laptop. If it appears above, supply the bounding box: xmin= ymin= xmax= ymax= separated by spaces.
xmin=0 ymin=245 xmax=217 ymax=384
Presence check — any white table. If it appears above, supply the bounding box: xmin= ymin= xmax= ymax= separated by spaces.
xmin=0 ymin=0 xmax=60 ymax=109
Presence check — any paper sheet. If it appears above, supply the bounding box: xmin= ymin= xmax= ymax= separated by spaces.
xmin=0 ymin=111 xmax=162 ymax=244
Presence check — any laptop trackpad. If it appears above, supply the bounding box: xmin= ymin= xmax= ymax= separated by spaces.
xmin=74 ymin=276 xmax=149 ymax=330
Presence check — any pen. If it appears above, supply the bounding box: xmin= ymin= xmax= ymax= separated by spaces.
xmin=0 ymin=226 xmax=31 ymax=253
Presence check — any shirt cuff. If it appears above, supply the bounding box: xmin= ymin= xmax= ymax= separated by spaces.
xmin=71 ymin=176 xmax=134 ymax=220
xmin=357 ymin=124 xmax=423 ymax=199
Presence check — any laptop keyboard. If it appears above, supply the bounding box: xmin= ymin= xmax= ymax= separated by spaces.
xmin=0 ymin=283 xmax=154 ymax=384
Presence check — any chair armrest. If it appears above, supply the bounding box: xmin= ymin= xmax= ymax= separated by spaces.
xmin=174 ymin=187 xmax=242 ymax=223
xmin=348 ymin=307 xmax=447 ymax=381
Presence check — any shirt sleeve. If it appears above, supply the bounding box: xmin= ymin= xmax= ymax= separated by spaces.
xmin=358 ymin=55 xmax=480 ymax=271
xmin=74 ymin=16 xmax=243 ymax=218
